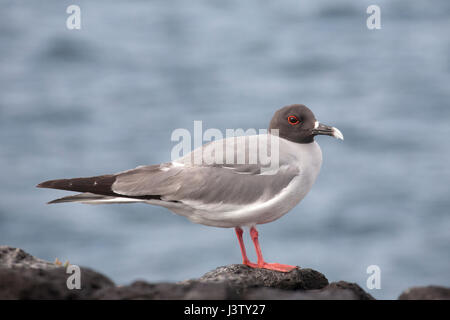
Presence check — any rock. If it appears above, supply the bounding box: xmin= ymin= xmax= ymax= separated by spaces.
xmin=243 ymin=284 xmax=369 ymax=300
xmin=95 ymin=265 xmax=329 ymax=300
xmin=0 ymin=246 xmax=58 ymax=270
xmin=398 ymin=286 xmax=450 ymax=300
xmin=0 ymin=246 xmax=114 ymax=299
xmin=0 ymin=246 xmax=379 ymax=300
xmin=94 ymin=265 xmax=371 ymax=300
xmin=94 ymin=281 xmax=240 ymax=300
xmin=324 ymin=281 xmax=374 ymax=300
xmin=93 ymin=278 xmax=371 ymax=300
xmin=190 ymin=264 xmax=329 ymax=291
xmin=0 ymin=267 xmax=115 ymax=300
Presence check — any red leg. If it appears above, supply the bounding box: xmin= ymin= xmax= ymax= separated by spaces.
xmin=249 ymin=226 xmax=297 ymax=272
xmin=234 ymin=227 xmax=257 ymax=267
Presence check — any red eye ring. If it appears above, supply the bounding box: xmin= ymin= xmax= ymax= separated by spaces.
xmin=287 ymin=115 xmax=300 ymax=125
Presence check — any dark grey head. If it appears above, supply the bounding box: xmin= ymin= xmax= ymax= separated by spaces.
xmin=269 ymin=104 xmax=344 ymax=144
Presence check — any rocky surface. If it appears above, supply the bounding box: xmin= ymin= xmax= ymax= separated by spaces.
xmin=93 ymin=265 xmax=373 ymax=300
xmin=398 ymin=286 xmax=450 ymax=300
xmin=1 ymin=246 xmax=447 ymax=300
xmin=0 ymin=246 xmax=114 ymax=299
xmin=189 ymin=264 xmax=329 ymax=290
xmin=0 ymin=246 xmax=58 ymax=270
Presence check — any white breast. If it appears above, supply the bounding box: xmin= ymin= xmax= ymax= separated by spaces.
xmin=234 ymin=140 xmax=322 ymax=227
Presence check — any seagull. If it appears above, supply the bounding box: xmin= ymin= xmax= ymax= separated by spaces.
xmin=37 ymin=104 xmax=343 ymax=272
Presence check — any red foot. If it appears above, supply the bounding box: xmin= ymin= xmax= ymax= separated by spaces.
xmin=243 ymin=260 xmax=298 ymax=272
xmin=235 ymin=226 xmax=298 ymax=273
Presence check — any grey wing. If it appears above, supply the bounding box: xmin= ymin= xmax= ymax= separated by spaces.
xmin=112 ymin=164 xmax=299 ymax=205
xmin=112 ymin=135 xmax=300 ymax=205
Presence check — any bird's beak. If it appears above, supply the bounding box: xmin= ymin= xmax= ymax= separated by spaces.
xmin=312 ymin=121 xmax=344 ymax=141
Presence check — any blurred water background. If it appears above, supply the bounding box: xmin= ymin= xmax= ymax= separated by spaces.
xmin=1 ymin=0 xmax=449 ymax=299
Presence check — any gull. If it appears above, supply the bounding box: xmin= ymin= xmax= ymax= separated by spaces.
xmin=37 ymin=104 xmax=343 ymax=272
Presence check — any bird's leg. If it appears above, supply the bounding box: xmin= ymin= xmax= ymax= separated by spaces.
xmin=234 ymin=227 xmax=257 ymax=267
xmin=249 ymin=226 xmax=297 ymax=272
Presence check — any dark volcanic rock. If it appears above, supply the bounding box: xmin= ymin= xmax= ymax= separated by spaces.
xmin=244 ymin=284 xmax=369 ymax=300
xmin=324 ymin=281 xmax=374 ymax=300
xmin=0 ymin=267 xmax=114 ymax=300
xmin=95 ymin=264 xmax=330 ymax=300
xmin=0 ymin=246 xmax=378 ymax=300
xmin=94 ymin=265 xmax=373 ymax=300
xmin=94 ymin=281 xmax=240 ymax=300
xmin=0 ymin=246 xmax=114 ymax=299
xmin=93 ymin=274 xmax=371 ymax=300
xmin=189 ymin=264 xmax=329 ymax=291
xmin=0 ymin=246 xmax=57 ymax=270
xmin=182 ymin=265 xmax=372 ymax=300
xmin=398 ymin=286 xmax=450 ymax=300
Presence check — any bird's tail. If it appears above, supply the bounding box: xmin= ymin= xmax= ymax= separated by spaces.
xmin=47 ymin=192 xmax=146 ymax=205
xmin=37 ymin=174 xmax=160 ymax=204
xmin=36 ymin=175 xmax=117 ymax=195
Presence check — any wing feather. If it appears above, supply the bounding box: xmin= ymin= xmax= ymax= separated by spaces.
xmin=112 ymin=135 xmax=299 ymax=205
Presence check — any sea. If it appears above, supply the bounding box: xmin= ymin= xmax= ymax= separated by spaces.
xmin=0 ymin=0 xmax=449 ymax=299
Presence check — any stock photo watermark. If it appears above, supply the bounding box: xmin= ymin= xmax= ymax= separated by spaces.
xmin=64 ymin=5 xmax=382 ymax=31
xmin=366 ymin=265 xmax=381 ymax=290
xmin=184 ymin=304 xmax=266 ymax=317
xmin=55 ymin=258 xmax=81 ymax=290
xmin=66 ymin=264 xmax=81 ymax=290
xmin=66 ymin=5 xmax=81 ymax=30
xmin=170 ymin=121 xmax=281 ymax=174
xmin=367 ymin=5 xmax=381 ymax=30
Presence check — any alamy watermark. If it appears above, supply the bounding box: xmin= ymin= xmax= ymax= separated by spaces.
xmin=66 ymin=264 xmax=81 ymax=290
xmin=366 ymin=265 xmax=381 ymax=289
xmin=66 ymin=5 xmax=81 ymax=30
xmin=367 ymin=5 xmax=381 ymax=30
xmin=170 ymin=121 xmax=280 ymax=174
xmin=65 ymin=5 xmax=381 ymax=31
xmin=55 ymin=258 xmax=81 ymax=290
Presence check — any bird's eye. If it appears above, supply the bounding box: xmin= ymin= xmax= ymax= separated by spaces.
xmin=287 ymin=115 xmax=300 ymax=125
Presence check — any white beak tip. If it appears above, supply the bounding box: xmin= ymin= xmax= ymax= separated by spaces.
xmin=332 ymin=127 xmax=344 ymax=141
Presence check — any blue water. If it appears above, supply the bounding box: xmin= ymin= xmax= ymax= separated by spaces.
xmin=1 ymin=0 xmax=449 ymax=299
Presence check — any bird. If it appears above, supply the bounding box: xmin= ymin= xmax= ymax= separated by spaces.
xmin=37 ymin=104 xmax=343 ymax=272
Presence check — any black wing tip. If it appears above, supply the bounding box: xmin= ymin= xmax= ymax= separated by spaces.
xmin=37 ymin=180 xmax=68 ymax=203
xmin=36 ymin=179 xmax=62 ymax=189
xmin=47 ymin=198 xmax=66 ymax=204
xmin=36 ymin=181 xmax=49 ymax=188
xmin=36 ymin=175 xmax=117 ymax=196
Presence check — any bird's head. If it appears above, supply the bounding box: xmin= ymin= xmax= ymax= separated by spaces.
xmin=269 ymin=104 xmax=344 ymax=144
